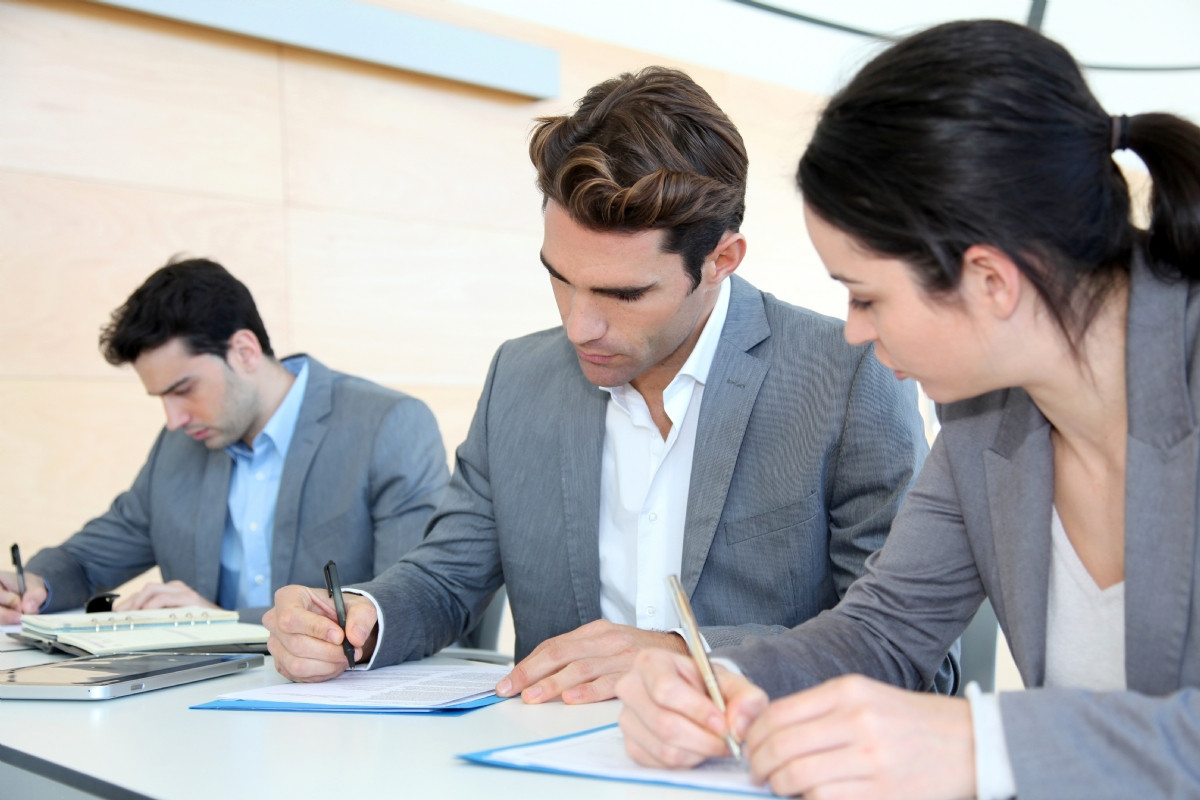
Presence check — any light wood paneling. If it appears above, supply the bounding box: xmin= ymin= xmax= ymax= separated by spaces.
xmin=1 ymin=379 xmax=163 ymax=563
xmin=287 ymin=207 xmax=558 ymax=386
xmin=281 ymin=48 xmax=547 ymax=233
xmin=0 ymin=0 xmax=284 ymax=201
xmin=0 ymin=172 xmax=289 ymax=379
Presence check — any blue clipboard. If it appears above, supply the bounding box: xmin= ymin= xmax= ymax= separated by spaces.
xmin=460 ymin=723 xmax=773 ymax=796
xmin=192 ymin=693 xmax=507 ymax=715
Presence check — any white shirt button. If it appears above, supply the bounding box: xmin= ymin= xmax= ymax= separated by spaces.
xmin=248 ymin=522 xmax=259 ymax=532
xmin=648 ymin=512 xmax=658 ymax=523
xmin=646 ymin=606 xmax=656 ymax=616
xmin=256 ymin=471 xmax=266 ymax=481
xmin=254 ymin=575 xmax=265 ymax=585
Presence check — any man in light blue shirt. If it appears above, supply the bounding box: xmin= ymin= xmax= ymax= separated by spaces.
xmin=0 ymin=258 xmax=449 ymax=623
xmin=218 ymin=357 xmax=309 ymax=611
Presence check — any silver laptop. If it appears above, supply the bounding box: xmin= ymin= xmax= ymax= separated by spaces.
xmin=0 ymin=652 xmax=263 ymax=700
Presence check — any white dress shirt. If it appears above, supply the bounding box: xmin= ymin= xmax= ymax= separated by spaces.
xmin=597 ymin=277 xmax=731 ymax=632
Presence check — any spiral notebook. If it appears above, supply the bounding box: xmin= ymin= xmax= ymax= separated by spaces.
xmin=16 ymin=607 xmax=269 ymax=656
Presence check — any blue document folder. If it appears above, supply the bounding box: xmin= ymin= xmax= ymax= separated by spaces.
xmin=192 ymin=693 xmax=506 ymax=714
xmin=460 ymin=723 xmax=773 ymax=796
xmin=191 ymin=660 xmax=511 ymax=715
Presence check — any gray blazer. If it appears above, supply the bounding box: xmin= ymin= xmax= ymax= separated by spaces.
xmin=27 ymin=356 xmax=449 ymax=623
xmin=357 ymin=276 xmax=931 ymax=668
xmin=722 ymin=257 xmax=1200 ymax=798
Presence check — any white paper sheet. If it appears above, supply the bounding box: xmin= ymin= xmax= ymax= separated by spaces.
xmin=466 ymin=724 xmax=774 ymax=796
xmin=218 ymin=662 xmax=511 ymax=708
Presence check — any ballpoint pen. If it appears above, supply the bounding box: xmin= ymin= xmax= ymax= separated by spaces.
xmin=323 ymin=560 xmax=357 ymax=671
xmin=10 ymin=543 xmax=26 ymax=601
xmin=666 ymin=574 xmax=743 ymax=761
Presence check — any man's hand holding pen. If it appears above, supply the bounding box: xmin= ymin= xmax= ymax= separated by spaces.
xmin=0 ymin=572 xmax=48 ymax=624
xmin=263 ymin=584 xmax=379 ymax=682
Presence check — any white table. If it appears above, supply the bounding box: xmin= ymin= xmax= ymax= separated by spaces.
xmin=0 ymin=648 xmax=727 ymax=799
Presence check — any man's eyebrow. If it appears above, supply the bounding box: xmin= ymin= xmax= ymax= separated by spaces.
xmin=539 ymin=252 xmax=656 ymax=297
xmin=149 ymin=376 xmax=190 ymax=397
xmin=539 ymin=252 xmax=568 ymax=284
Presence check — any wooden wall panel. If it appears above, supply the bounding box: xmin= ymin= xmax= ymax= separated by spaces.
xmin=1 ymin=380 xmax=163 ymax=563
xmin=0 ymin=0 xmax=284 ymax=201
xmin=0 ymin=172 xmax=290 ymax=378
xmin=286 ymin=206 xmax=557 ymax=386
xmin=281 ymin=49 xmax=546 ymax=235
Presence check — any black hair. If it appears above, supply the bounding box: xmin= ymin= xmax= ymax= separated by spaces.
xmin=798 ymin=19 xmax=1200 ymax=349
xmin=99 ymin=257 xmax=273 ymax=365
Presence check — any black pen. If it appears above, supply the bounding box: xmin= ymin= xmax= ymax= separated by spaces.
xmin=323 ymin=560 xmax=356 ymax=671
xmin=10 ymin=544 xmax=26 ymax=601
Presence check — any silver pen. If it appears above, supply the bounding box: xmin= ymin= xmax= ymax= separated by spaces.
xmin=666 ymin=574 xmax=743 ymax=760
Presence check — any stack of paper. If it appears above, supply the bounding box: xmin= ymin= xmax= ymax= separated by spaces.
xmin=193 ymin=661 xmax=511 ymax=714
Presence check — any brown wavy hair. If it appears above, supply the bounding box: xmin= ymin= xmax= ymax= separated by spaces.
xmin=529 ymin=66 xmax=747 ymax=288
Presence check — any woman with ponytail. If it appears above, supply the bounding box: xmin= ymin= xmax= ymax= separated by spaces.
xmin=616 ymin=19 xmax=1200 ymax=800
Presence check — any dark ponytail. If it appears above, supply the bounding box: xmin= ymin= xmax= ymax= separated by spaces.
xmin=798 ymin=19 xmax=1200 ymax=349
xmin=1126 ymin=113 xmax=1200 ymax=278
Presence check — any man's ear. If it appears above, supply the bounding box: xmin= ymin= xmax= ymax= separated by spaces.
xmin=961 ymin=244 xmax=1023 ymax=320
xmin=705 ymin=230 xmax=747 ymax=284
xmin=225 ymin=329 xmax=264 ymax=373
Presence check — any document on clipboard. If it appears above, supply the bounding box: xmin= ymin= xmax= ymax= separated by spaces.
xmin=460 ymin=724 xmax=772 ymax=796
xmin=192 ymin=660 xmax=511 ymax=714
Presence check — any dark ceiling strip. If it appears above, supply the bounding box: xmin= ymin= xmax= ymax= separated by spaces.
xmin=1027 ymin=0 xmax=1048 ymax=30
xmin=725 ymin=0 xmax=898 ymax=39
xmin=725 ymin=0 xmax=1200 ymax=72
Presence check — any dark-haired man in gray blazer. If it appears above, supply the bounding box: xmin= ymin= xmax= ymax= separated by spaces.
xmin=0 ymin=259 xmax=448 ymax=625
xmin=264 ymin=67 xmax=947 ymax=700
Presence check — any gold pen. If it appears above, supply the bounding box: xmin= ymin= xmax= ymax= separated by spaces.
xmin=666 ymin=574 xmax=743 ymax=761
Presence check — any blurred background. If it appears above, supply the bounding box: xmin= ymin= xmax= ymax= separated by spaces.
xmin=2 ymin=0 xmax=1196 ymax=678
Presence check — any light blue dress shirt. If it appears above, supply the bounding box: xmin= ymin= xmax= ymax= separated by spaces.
xmin=217 ymin=357 xmax=309 ymax=610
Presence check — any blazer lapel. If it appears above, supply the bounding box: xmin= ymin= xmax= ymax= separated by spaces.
xmin=1123 ymin=258 xmax=1198 ymax=694
xmin=272 ymin=356 xmax=331 ymax=587
xmin=984 ymin=389 xmax=1054 ymax=688
xmin=559 ymin=369 xmax=609 ymax=624
xmin=681 ymin=277 xmax=770 ymax=595
xmin=193 ymin=451 xmax=232 ymax=601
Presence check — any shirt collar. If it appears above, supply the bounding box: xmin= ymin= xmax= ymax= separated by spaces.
xmin=675 ymin=275 xmax=731 ymax=387
xmin=226 ymin=356 xmax=309 ymax=460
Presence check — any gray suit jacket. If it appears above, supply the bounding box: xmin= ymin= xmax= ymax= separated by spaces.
xmin=28 ymin=356 xmax=449 ymax=623
xmin=358 ymin=276 xmax=931 ymax=669
xmin=722 ymin=256 xmax=1200 ymax=798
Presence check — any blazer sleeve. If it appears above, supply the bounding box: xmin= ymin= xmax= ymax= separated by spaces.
xmin=351 ymin=351 xmax=506 ymax=668
xmin=999 ymin=686 xmax=1200 ymax=798
xmin=366 ymin=396 xmax=450 ymax=575
xmin=25 ymin=432 xmax=166 ymax=611
xmin=717 ymin=430 xmax=984 ymax=696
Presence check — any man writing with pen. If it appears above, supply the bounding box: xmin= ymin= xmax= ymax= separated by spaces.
xmin=263 ymin=66 xmax=954 ymax=701
xmin=0 ymin=259 xmax=449 ymax=625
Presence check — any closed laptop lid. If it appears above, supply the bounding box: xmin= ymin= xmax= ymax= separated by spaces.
xmin=0 ymin=652 xmax=264 ymax=700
